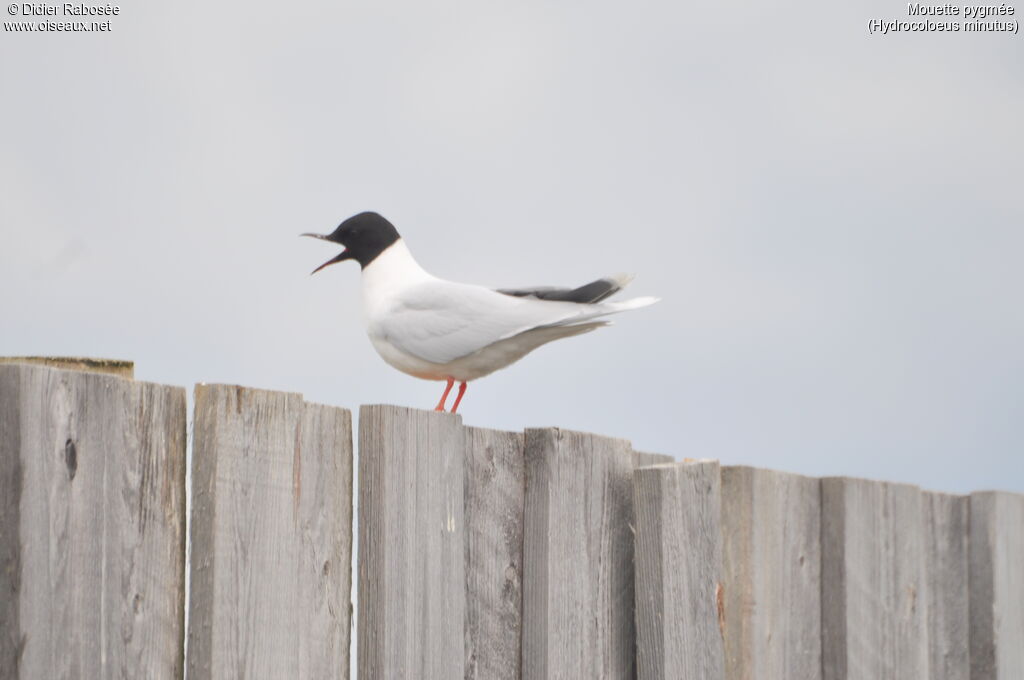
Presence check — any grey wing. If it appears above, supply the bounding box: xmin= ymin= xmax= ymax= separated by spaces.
xmin=375 ymin=278 xmax=655 ymax=365
xmin=374 ymin=282 xmax=587 ymax=364
xmin=497 ymin=273 xmax=635 ymax=304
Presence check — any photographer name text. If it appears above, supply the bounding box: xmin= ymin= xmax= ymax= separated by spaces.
xmin=14 ymin=3 xmax=119 ymax=15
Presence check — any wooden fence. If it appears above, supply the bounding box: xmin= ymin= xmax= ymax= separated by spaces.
xmin=1 ymin=360 xmax=1022 ymax=679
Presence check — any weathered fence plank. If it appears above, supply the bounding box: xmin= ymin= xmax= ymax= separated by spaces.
xmin=0 ymin=363 xmax=186 ymax=679
xmin=633 ymin=461 xmax=725 ymax=680
xmin=187 ymin=384 xmax=352 ymax=680
xmin=464 ymin=426 xmax=525 ymax=680
xmin=522 ymin=427 xmax=635 ymax=680
xmin=923 ymin=491 xmax=969 ymax=680
xmin=720 ymin=466 xmax=821 ymax=680
xmin=821 ymin=477 xmax=926 ymax=680
xmin=357 ymin=405 xmax=465 ymax=680
xmin=969 ymin=491 xmax=1024 ymax=680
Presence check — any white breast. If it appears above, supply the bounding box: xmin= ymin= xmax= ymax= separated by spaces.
xmin=360 ymin=240 xmax=443 ymax=378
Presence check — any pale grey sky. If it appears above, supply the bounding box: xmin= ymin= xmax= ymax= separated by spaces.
xmin=2 ymin=0 xmax=1022 ymax=493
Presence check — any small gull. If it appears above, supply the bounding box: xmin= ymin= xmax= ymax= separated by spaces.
xmin=304 ymin=212 xmax=658 ymax=413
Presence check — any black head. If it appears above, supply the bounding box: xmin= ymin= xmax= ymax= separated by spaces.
xmin=302 ymin=212 xmax=401 ymax=273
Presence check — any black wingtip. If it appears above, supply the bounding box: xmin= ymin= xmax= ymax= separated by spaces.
xmin=498 ymin=275 xmax=632 ymax=304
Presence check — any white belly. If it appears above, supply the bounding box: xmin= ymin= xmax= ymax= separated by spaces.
xmin=367 ymin=321 xmax=603 ymax=383
xmin=368 ymin=334 xmax=517 ymax=382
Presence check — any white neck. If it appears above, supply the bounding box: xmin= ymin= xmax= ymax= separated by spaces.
xmin=361 ymin=239 xmax=434 ymax=312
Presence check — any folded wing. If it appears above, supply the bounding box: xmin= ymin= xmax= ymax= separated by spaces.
xmin=372 ymin=278 xmax=657 ymax=365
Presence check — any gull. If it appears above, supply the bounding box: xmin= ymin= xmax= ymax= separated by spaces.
xmin=304 ymin=212 xmax=658 ymax=413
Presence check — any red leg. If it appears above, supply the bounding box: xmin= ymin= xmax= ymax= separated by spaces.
xmin=451 ymin=382 xmax=468 ymax=413
xmin=434 ymin=378 xmax=454 ymax=411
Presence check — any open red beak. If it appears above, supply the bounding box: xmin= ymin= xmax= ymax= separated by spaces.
xmin=310 ymin=250 xmax=351 ymax=274
xmin=302 ymin=233 xmax=353 ymax=274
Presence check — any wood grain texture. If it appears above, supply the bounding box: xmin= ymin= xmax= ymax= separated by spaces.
xmin=633 ymin=461 xmax=725 ymax=680
xmin=464 ymin=426 xmax=525 ymax=680
xmin=969 ymin=491 xmax=1024 ymax=680
xmin=922 ymin=492 xmax=968 ymax=680
xmin=187 ymin=384 xmax=352 ymax=680
xmin=634 ymin=451 xmax=674 ymax=467
xmin=720 ymin=466 xmax=821 ymax=680
xmin=0 ymin=363 xmax=185 ymax=678
xmin=821 ymin=477 xmax=926 ymax=680
xmin=357 ymin=405 xmax=465 ymax=680
xmin=522 ymin=427 xmax=636 ymax=680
